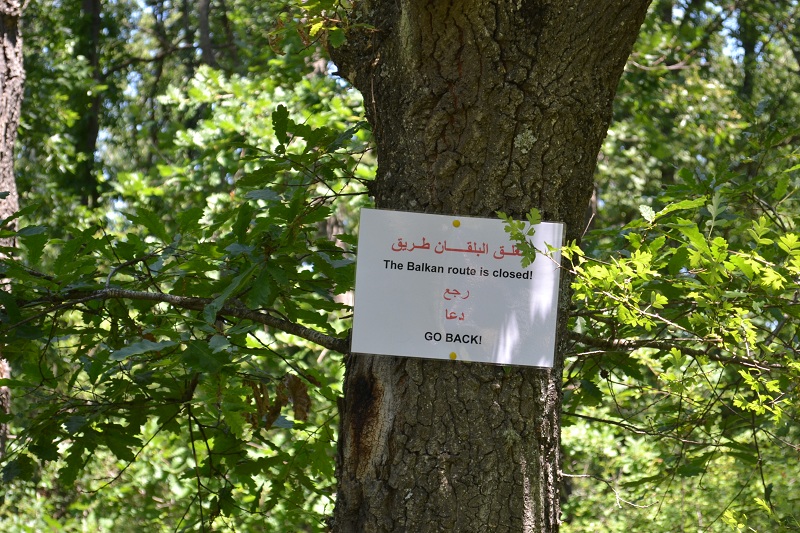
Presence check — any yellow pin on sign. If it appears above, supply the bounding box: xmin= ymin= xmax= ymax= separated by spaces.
xmin=449 ymin=352 xmax=457 ymax=360
xmin=452 ymin=220 xmax=460 ymax=228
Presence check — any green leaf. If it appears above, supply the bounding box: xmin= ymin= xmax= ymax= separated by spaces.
xmin=232 ymin=202 xmax=255 ymax=243
xmin=17 ymin=225 xmax=46 ymax=236
xmin=53 ymin=227 xmax=98 ymax=276
xmin=656 ymin=197 xmax=707 ymax=218
xmin=20 ymin=229 xmax=48 ymax=266
xmin=639 ymin=204 xmax=656 ymax=223
xmin=225 ymin=243 xmax=254 ymax=256
xmin=60 ymin=443 xmax=88 ymax=486
xmin=674 ymin=219 xmax=709 ymax=253
xmin=100 ymin=425 xmax=141 ymax=462
xmin=176 ymin=206 xmax=205 ymax=235
xmin=649 ymin=235 xmax=666 ymax=253
xmin=111 ymin=339 xmax=178 ymax=361
xmin=578 ymin=379 xmax=603 ymax=406
xmin=0 ymin=201 xmax=42 ymax=228
xmin=127 ymin=207 xmax=170 ymax=243
xmin=667 ymin=246 xmax=689 ymax=275
xmin=309 ymin=21 xmax=325 ymax=36
xmin=272 ymin=104 xmax=290 ymax=145
xmin=209 ymin=334 xmax=230 ymax=353
xmin=622 ymin=473 xmax=664 ymax=487
xmin=182 ymin=340 xmax=224 ymax=373
xmin=649 ymin=291 xmax=668 ymax=309
xmin=203 ymin=264 xmax=257 ymax=324
xmin=300 ymin=205 xmax=332 ymax=225
xmin=727 ymin=255 xmax=754 ymax=279
xmin=675 ymin=453 xmax=714 ymax=477
xmin=525 ymin=207 xmax=542 ymax=226
xmin=247 ymin=267 xmax=277 ymax=308
xmin=2 ymin=455 xmax=35 ymax=483
xmin=245 ymin=188 xmax=280 ymax=202
xmin=65 ymin=415 xmax=88 ymax=434
xmin=777 ymin=233 xmax=800 ymax=254
xmin=30 ymin=439 xmax=60 ymax=462
xmin=328 ymin=27 xmax=346 ymax=48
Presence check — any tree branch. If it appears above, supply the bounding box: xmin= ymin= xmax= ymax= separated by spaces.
xmin=562 ymin=410 xmax=708 ymax=446
xmin=14 ymin=288 xmax=350 ymax=354
xmin=568 ymin=331 xmax=782 ymax=371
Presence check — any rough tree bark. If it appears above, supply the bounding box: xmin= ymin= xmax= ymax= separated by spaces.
xmin=330 ymin=1 xmax=650 ymax=531
xmin=0 ymin=0 xmax=26 ymax=459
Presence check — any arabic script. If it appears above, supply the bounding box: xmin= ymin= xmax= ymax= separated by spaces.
xmin=391 ymin=237 xmax=523 ymax=259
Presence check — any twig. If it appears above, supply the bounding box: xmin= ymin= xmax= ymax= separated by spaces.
xmin=563 ymin=410 xmax=708 ymax=446
xmin=562 ymin=473 xmax=656 ymax=509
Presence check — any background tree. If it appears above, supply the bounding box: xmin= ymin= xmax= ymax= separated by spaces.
xmin=0 ymin=0 xmax=26 ymax=460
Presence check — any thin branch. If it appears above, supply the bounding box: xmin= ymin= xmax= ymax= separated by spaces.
xmin=562 ymin=473 xmax=656 ymax=509
xmin=18 ymin=265 xmax=55 ymax=281
xmin=186 ymin=404 xmax=206 ymax=531
xmin=84 ymin=406 xmax=182 ymax=493
xmin=628 ymin=58 xmax=692 ymax=71
xmin=751 ymin=412 xmax=774 ymax=511
xmin=563 ymin=410 xmax=710 ymax=446
xmin=105 ymin=249 xmax=162 ymax=289
xmin=568 ymin=331 xmax=781 ymax=370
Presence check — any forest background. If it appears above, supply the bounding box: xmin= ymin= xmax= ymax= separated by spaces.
xmin=1 ymin=0 xmax=800 ymax=531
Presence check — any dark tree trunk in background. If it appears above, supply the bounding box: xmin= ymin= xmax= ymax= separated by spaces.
xmin=198 ymin=0 xmax=220 ymax=68
xmin=0 ymin=0 xmax=26 ymax=459
xmin=330 ymin=1 xmax=650 ymax=531
xmin=738 ymin=6 xmax=759 ymax=101
xmin=72 ymin=0 xmax=101 ymax=206
xmin=656 ymin=0 xmax=673 ymax=24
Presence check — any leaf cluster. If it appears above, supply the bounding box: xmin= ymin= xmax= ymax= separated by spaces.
xmin=563 ymin=136 xmax=800 ymax=530
xmin=2 ymin=62 xmax=372 ymax=530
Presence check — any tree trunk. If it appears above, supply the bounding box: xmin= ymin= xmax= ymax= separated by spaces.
xmin=0 ymin=0 xmax=26 ymax=459
xmin=71 ymin=0 xmax=102 ymax=206
xmin=198 ymin=0 xmax=220 ymax=68
xmin=330 ymin=1 xmax=649 ymax=531
xmin=738 ymin=6 xmax=759 ymax=101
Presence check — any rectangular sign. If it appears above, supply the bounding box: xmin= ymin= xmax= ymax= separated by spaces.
xmin=351 ymin=208 xmax=564 ymax=367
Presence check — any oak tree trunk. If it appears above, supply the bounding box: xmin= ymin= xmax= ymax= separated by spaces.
xmin=330 ymin=1 xmax=650 ymax=531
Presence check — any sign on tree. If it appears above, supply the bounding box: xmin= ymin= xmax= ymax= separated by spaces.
xmin=351 ymin=208 xmax=564 ymax=367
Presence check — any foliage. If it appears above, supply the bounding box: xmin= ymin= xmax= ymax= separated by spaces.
xmin=2 ymin=1 xmax=372 ymax=529
xmin=559 ymin=2 xmax=800 ymax=530
xmin=3 ymin=91 xmax=369 ymax=528
xmin=561 ymin=154 xmax=800 ymax=531
xmin=497 ymin=208 xmax=542 ymax=267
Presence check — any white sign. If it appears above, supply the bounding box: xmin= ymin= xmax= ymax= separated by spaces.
xmin=351 ymin=208 xmax=564 ymax=367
